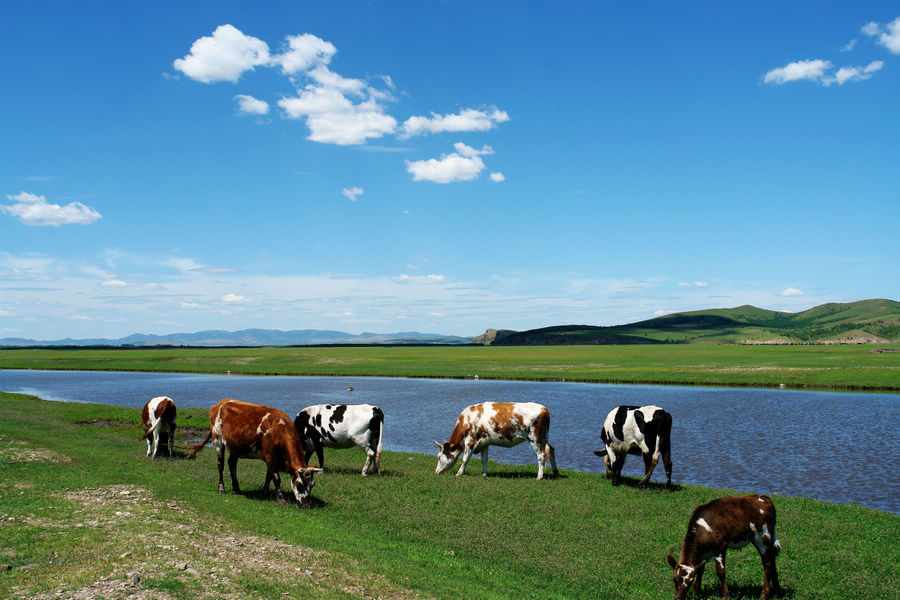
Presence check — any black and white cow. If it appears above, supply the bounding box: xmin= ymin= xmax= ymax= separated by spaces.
xmin=594 ymin=405 xmax=672 ymax=489
xmin=293 ymin=404 xmax=384 ymax=476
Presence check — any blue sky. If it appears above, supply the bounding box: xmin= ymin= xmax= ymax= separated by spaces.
xmin=2 ymin=2 xmax=898 ymax=341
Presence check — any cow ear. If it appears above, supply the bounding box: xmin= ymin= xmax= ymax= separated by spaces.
xmin=666 ymin=553 xmax=678 ymax=569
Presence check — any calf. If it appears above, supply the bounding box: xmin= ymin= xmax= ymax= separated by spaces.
xmin=141 ymin=396 xmax=177 ymax=459
xmin=594 ymin=405 xmax=672 ymax=489
xmin=435 ymin=402 xmax=558 ymax=480
xmin=666 ymin=495 xmax=782 ymax=599
xmin=188 ymin=399 xmax=321 ymax=506
xmin=294 ymin=404 xmax=384 ymax=476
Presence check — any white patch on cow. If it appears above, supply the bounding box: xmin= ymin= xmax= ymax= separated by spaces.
xmin=696 ymin=518 xmax=713 ymax=533
xmin=750 ymin=522 xmax=757 ymax=533
xmin=680 ymin=565 xmax=694 ymax=589
xmin=715 ymin=555 xmax=724 ymax=569
xmin=760 ymin=509 xmax=765 ymax=514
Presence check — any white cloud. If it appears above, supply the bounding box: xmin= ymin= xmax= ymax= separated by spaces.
xmin=405 ymin=152 xmax=486 ymax=183
xmin=278 ymin=86 xmax=397 ymax=145
xmin=393 ymin=274 xmax=448 ymax=284
xmin=781 ymin=287 xmax=805 ymax=297
xmin=453 ymin=142 xmax=494 ymax=157
xmin=101 ymin=280 xmax=127 ymax=288
xmin=234 ymin=94 xmax=270 ymax=115
xmin=271 ymin=33 xmax=336 ymax=74
xmin=862 ymin=17 xmax=900 ymax=53
xmin=841 ymin=39 xmax=858 ymax=52
xmin=220 ymin=293 xmax=249 ymax=304
xmin=399 ymin=108 xmax=509 ymax=138
xmin=828 ymin=61 xmax=884 ymax=85
xmin=173 ymin=24 xmax=270 ymax=84
xmin=490 ymin=172 xmax=505 ymax=182
xmin=1 ymin=192 xmax=102 ymax=226
xmin=763 ymin=59 xmax=832 ymax=84
xmin=677 ymin=281 xmax=709 ymax=288
xmin=342 ymin=186 xmax=364 ymax=201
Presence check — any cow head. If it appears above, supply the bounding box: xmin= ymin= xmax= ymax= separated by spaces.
xmin=290 ymin=466 xmax=322 ymax=507
xmin=666 ymin=553 xmax=705 ymax=599
xmin=434 ymin=441 xmax=460 ymax=474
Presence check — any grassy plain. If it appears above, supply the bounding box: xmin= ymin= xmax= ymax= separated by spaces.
xmin=1 ymin=344 xmax=899 ymax=390
xmin=1 ymin=392 xmax=898 ymax=599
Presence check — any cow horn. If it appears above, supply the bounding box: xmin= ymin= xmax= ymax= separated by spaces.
xmin=434 ymin=440 xmax=443 ymax=449
xmin=303 ymin=467 xmax=323 ymax=473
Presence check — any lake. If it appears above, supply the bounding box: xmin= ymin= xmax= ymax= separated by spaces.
xmin=1 ymin=369 xmax=897 ymax=514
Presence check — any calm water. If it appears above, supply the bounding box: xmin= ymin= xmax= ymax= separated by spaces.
xmin=1 ymin=369 xmax=897 ymax=514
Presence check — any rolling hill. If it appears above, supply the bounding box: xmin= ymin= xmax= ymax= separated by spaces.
xmin=477 ymin=299 xmax=900 ymax=345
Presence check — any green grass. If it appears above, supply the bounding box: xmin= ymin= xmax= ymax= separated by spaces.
xmin=1 ymin=392 xmax=898 ymax=599
xmin=2 ymin=343 xmax=899 ymax=390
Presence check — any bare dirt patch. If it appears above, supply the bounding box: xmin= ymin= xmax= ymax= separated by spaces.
xmin=0 ymin=436 xmax=71 ymax=464
xmin=13 ymin=485 xmax=425 ymax=600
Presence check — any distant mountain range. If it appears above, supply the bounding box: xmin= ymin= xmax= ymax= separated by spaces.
xmin=4 ymin=299 xmax=898 ymax=348
xmin=0 ymin=328 xmax=472 ymax=348
xmin=474 ymin=299 xmax=900 ymax=345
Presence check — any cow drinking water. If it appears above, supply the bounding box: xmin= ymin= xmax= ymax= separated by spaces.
xmin=594 ymin=405 xmax=672 ymax=489
xmin=666 ymin=494 xmax=782 ymax=599
xmin=141 ymin=396 xmax=177 ymax=459
xmin=188 ymin=399 xmax=321 ymax=506
xmin=294 ymin=404 xmax=384 ymax=476
xmin=435 ymin=402 xmax=558 ymax=480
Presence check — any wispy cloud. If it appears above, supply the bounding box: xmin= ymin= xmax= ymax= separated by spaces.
xmin=862 ymin=17 xmax=900 ymax=54
xmin=1 ymin=192 xmax=102 ymax=226
xmin=341 ymin=186 xmax=364 ymax=201
xmin=399 ymin=108 xmax=509 ymax=138
xmin=781 ymin=287 xmax=805 ymax=297
xmin=234 ymin=94 xmax=269 ymax=115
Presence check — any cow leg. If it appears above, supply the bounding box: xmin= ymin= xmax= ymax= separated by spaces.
xmin=480 ymin=447 xmax=489 ymax=476
xmin=159 ymin=431 xmax=169 ymax=459
xmin=456 ymin=445 xmax=474 ymax=476
xmin=608 ymin=450 xmax=625 ymax=485
xmin=639 ymin=451 xmax=659 ymax=488
xmin=714 ymin=552 xmax=729 ymax=599
xmin=227 ymin=452 xmax=241 ymax=494
xmin=662 ymin=446 xmax=673 ymax=490
xmin=362 ymin=449 xmax=374 ymax=476
xmin=694 ymin=558 xmax=706 ymax=595
xmin=216 ymin=445 xmax=226 ymax=494
xmin=269 ymin=470 xmax=285 ymax=504
xmin=145 ymin=431 xmax=153 ymax=458
xmin=168 ymin=425 xmax=177 ymax=458
xmin=756 ymin=538 xmax=780 ymax=598
xmin=547 ymin=443 xmax=558 ymax=477
xmin=315 ymin=443 xmax=325 ymax=471
xmin=529 ymin=440 xmax=546 ymax=479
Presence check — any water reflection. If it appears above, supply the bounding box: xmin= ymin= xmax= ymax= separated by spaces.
xmin=1 ymin=369 xmax=897 ymax=513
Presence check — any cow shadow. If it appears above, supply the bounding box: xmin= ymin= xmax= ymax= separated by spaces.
xmin=697 ymin=583 xmax=791 ymax=599
xmin=612 ymin=476 xmax=681 ymax=492
xmin=485 ymin=471 xmax=567 ymax=480
xmin=315 ymin=465 xmax=401 ymax=478
xmin=241 ymin=489 xmax=328 ymax=509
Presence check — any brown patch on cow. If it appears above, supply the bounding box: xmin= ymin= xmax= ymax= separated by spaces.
xmin=488 ymin=403 xmax=522 ymax=440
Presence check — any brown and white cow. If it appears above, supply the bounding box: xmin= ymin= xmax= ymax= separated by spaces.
xmin=188 ymin=399 xmax=321 ymax=506
xmin=141 ymin=396 xmax=177 ymax=459
xmin=666 ymin=495 xmax=782 ymax=600
xmin=594 ymin=405 xmax=672 ymax=489
xmin=435 ymin=402 xmax=558 ymax=480
xmin=294 ymin=404 xmax=384 ymax=476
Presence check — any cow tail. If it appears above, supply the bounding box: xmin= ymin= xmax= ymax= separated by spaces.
xmin=186 ymin=430 xmax=213 ymax=459
xmin=372 ymin=406 xmax=384 ymax=473
xmin=659 ymin=411 xmax=672 ymax=457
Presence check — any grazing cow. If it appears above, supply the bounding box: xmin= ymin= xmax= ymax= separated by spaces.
xmin=666 ymin=495 xmax=782 ymax=600
xmin=141 ymin=396 xmax=177 ymax=459
xmin=188 ymin=399 xmax=321 ymax=506
xmin=294 ymin=404 xmax=384 ymax=476
xmin=593 ymin=405 xmax=672 ymax=489
xmin=435 ymin=402 xmax=558 ymax=480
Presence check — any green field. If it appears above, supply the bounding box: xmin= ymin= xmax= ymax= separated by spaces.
xmin=2 ymin=344 xmax=899 ymax=390
xmin=1 ymin=392 xmax=898 ymax=599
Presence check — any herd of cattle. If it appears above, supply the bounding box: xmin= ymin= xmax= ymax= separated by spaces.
xmin=141 ymin=395 xmax=782 ymax=599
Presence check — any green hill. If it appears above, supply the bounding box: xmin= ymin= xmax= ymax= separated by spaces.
xmin=484 ymin=299 xmax=900 ymax=345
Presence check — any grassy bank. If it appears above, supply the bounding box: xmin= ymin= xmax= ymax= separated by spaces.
xmin=1 ymin=392 xmax=898 ymax=599
xmin=2 ymin=344 xmax=900 ymax=390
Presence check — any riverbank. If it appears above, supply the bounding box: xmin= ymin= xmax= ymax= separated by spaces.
xmin=2 ymin=344 xmax=900 ymax=391
xmin=1 ymin=392 xmax=898 ymax=599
